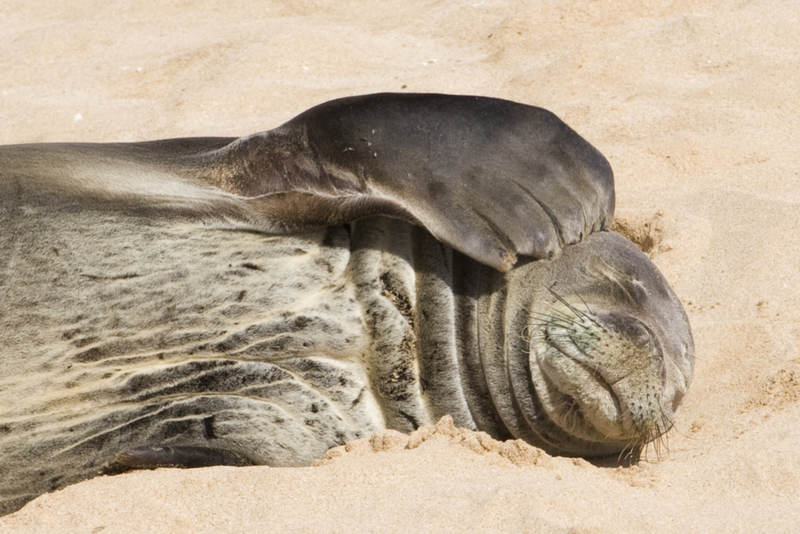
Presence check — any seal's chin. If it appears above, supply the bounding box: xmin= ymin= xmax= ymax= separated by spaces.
xmin=528 ymin=304 xmax=667 ymax=449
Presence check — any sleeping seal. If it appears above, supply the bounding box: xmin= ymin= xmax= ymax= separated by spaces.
xmin=0 ymin=93 xmax=693 ymax=515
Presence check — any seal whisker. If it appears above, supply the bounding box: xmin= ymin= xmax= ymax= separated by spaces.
xmin=544 ymin=292 xmax=587 ymax=320
xmin=530 ymin=314 xmax=582 ymax=333
xmin=575 ymin=292 xmax=595 ymax=317
xmin=544 ymin=288 xmax=606 ymax=333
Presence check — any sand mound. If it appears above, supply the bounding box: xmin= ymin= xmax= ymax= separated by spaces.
xmin=316 ymin=415 xmax=553 ymax=469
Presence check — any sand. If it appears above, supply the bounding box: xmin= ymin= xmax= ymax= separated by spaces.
xmin=2 ymin=0 xmax=799 ymax=531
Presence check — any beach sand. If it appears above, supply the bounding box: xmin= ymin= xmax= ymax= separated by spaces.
xmin=2 ymin=0 xmax=799 ymax=531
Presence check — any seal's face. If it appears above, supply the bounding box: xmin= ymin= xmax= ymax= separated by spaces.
xmin=529 ymin=302 xmax=670 ymax=452
xmin=477 ymin=231 xmax=694 ymax=458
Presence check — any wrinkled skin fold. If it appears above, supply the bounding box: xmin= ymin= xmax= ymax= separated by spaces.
xmin=0 ymin=93 xmax=692 ymax=515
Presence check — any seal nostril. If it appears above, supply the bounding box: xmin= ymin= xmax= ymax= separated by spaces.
xmin=548 ymin=251 xmax=554 ymax=260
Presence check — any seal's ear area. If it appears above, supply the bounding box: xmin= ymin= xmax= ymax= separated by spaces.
xmin=273 ymin=93 xmax=615 ymax=270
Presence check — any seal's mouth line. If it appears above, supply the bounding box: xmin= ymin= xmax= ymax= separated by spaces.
xmin=534 ymin=359 xmax=624 ymax=444
xmin=543 ymin=344 xmax=616 ymax=407
xmin=546 ymin=332 xmax=612 ymax=389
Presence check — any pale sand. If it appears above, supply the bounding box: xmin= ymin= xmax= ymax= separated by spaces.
xmin=2 ymin=0 xmax=799 ymax=532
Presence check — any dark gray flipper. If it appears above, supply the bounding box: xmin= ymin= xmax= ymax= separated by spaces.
xmin=209 ymin=93 xmax=614 ymax=270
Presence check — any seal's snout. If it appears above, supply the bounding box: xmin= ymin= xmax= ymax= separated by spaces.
xmin=528 ymin=303 xmax=668 ymax=450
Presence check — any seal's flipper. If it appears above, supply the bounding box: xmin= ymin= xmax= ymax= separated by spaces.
xmin=207 ymin=93 xmax=614 ymax=271
xmin=101 ymin=446 xmax=253 ymax=475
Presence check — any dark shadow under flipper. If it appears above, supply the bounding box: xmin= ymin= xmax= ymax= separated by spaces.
xmin=101 ymin=446 xmax=254 ymax=475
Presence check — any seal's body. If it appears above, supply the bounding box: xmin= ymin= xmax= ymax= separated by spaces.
xmin=0 ymin=94 xmax=693 ymax=515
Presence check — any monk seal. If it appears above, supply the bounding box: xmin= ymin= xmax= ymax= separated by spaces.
xmin=0 ymin=93 xmax=693 ymax=515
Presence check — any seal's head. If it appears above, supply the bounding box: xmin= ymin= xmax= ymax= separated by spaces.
xmin=473 ymin=231 xmax=693 ymax=458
